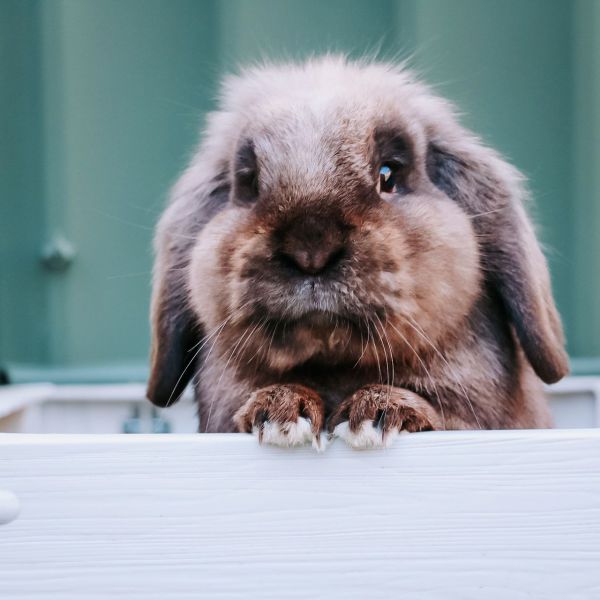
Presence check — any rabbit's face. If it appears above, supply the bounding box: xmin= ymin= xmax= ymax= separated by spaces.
xmin=148 ymin=59 xmax=567 ymax=411
xmin=188 ymin=97 xmax=480 ymax=372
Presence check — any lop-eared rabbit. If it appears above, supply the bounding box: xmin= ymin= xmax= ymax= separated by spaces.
xmin=147 ymin=57 xmax=567 ymax=450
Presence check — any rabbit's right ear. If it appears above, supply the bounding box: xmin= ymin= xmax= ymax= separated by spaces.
xmin=426 ymin=140 xmax=568 ymax=384
xmin=146 ymin=233 xmax=202 ymax=407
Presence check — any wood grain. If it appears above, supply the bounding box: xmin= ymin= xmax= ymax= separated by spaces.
xmin=1 ymin=431 xmax=599 ymax=599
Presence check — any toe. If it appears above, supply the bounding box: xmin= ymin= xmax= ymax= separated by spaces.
xmin=258 ymin=417 xmax=315 ymax=448
xmin=333 ymin=420 xmax=386 ymax=450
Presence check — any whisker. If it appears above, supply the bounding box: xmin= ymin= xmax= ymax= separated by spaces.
xmin=231 ymin=318 xmax=268 ymax=372
xmin=165 ymin=315 xmax=231 ymax=408
xmin=387 ymin=320 xmax=446 ymax=430
xmin=375 ymin=315 xmax=394 ymax=386
xmin=401 ymin=314 xmax=481 ymax=429
xmin=245 ymin=316 xmax=271 ymax=365
xmin=354 ymin=311 xmax=370 ymax=367
xmin=106 ymin=271 xmax=153 ymax=281
xmin=467 ymin=207 xmax=507 ymax=220
xmin=204 ymin=318 xmax=264 ymax=431
xmin=374 ymin=313 xmax=395 ymax=425
xmin=365 ymin=317 xmax=382 ymax=387
xmin=88 ymin=207 xmax=201 ymax=242
xmin=186 ymin=299 xmax=253 ymax=355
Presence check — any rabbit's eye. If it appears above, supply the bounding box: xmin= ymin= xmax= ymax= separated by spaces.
xmin=233 ymin=139 xmax=259 ymax=204
xmin=378 ymin=164 xmax=397 ymax=193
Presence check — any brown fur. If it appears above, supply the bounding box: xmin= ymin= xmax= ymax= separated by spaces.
xmin=235 ymin=384 xmax=325 ymax=442
xmin=329 ymin=385 xmax=442 ymax=435
xmin=146 ymin=57 xmax=568 ymax=442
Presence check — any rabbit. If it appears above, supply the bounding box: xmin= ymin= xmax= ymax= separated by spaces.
xmin=146 ymin=56 xmax=568 ymax=450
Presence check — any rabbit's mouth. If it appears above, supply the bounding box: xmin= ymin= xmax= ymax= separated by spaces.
xmin=244 ymin=273 xmax=380 ymax=325
xmin=264 ymin=310 xmax=364 ymax=332
xmin=237 ymin=300 xmax=406 ymax=373
xmin=245 ymin=291 xmax=386 ymax=351
xmin=253 ymin=310 xmax=370 ymax=364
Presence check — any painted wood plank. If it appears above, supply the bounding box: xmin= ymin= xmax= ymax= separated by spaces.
xmin=0 ymin=431 xmax=599 ymax=599
xmin=0 ymin=490 xmax=19 ymax=525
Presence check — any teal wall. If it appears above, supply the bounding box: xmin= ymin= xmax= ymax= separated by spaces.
xmin=0 ymin=1 xmax=47 ymax=365
xmin=0 ymin=0 xmax=598 ymax=381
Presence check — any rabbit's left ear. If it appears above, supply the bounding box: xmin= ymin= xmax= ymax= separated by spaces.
xmin=427 ymin=142 xmax=569 ymax=383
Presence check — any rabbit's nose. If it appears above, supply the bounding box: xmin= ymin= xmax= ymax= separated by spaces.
xmin=278 ymin=217 xmax=346 ymax=276
xmin=285 ymin=246 xmax=344 ymax=275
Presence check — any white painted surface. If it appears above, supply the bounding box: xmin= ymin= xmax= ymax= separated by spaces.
xmin=546 ymin=376 xmax=600 ymax=428
xmin=0 ymin=490 xmax=20 ymax=525
xmin=1 ymin=431 xmax=599 ymax=599
xmin=0 ymin=383 xmax=54 ymax=419
xmin=0 ymin=383 xmax=197 ymax=433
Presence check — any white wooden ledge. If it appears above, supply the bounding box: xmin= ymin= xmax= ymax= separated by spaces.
xmin=1 ymin=431 xmax=599 ymax=599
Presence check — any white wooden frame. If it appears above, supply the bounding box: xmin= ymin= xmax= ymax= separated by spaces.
xmin=1 ymin=430 xmax=599 ymax=599
xmin=0 ymin=383 xmax=197 ymax=434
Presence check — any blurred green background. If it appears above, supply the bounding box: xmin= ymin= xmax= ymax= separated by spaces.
xmin=1 ymin=0 xmax=599 ymax=383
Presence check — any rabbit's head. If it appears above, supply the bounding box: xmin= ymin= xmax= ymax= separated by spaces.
xmin=147 ymin=57 xmax=567 ymax=407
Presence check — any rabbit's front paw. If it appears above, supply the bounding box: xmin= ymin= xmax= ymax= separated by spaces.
xmin=235 ymin=384 xmax=325 ymax=450
xmin=328 ymin=385 xmax=440 ymax=449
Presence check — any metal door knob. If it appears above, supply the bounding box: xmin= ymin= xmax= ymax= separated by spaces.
xmin=41 ymin=236 xmax=76 ymax=272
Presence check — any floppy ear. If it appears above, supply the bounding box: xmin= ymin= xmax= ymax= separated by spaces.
xmin=145 ymin=140 xmax=235 ymax=407
xmin=427 ymin=141 xmax=569 ymax=384
xmin=146 ymin=226 xmax=203 ymax=407
xmin=146 ymin=165 xmax=231 ymax=406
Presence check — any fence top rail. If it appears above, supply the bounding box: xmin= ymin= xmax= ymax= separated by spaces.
xmin=1 ymin=427 xmax=600 ymax=446
xmin=1 ymin=429 xmax=599 ymax=599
